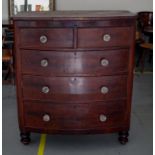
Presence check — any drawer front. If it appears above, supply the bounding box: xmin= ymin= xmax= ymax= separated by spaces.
xmin=24 ymin=101 xmax=126 ymax=130
xmin=22 ymin=75 xmax=127 ymax=102
xmin=21 ymin=49 xmax=129 ymax=76
xmin=78 ymin=27 xmax=132 ymax=48
xmin=19 ymin=28 xmax=73 ymax=49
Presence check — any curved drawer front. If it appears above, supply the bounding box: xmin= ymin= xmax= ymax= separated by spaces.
xmin=21 ymin=49 xmax=129 ymax=76
xmin=19 ymin=28 xmax=74 ymax=49
xmin=78 ymin=27 xmax=132 ymax=48
xmin=22 ymin=75 xmax=127 ymax=102
xmin=24 ymin=101 xmax=126 ymax=130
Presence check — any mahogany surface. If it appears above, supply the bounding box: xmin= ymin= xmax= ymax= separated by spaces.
xmin=24 ymin=101 xmax=126 ymax=130
xmin=13 ymin=11 xmax=136 ymax=144
xmin=19 ymin=28 xmax=74 ymax=48
xmin=22 ymin=75 xmax=127 ymax=102
xmin=21 ymin=49 xmax=129 ymax=76
xmin=78 ymin=27 xmax=132 ymax=48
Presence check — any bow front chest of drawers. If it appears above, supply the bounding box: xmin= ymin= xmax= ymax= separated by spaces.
xmin=13 ymin=11 xmax=136 ymax=145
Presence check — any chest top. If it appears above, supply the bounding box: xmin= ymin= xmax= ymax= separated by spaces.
xmin=13 ymin=10 xmax=136 ymax=20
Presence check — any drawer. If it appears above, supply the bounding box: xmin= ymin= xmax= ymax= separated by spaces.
xmin=24 ymin=101 xmax=126 ymax=130
xmin=21 ymin=49 xmax=129 ymax=76
xmin=19 ymin=28 xmax=74 ymax=49
xmin=78 ymin=27 xmax=132 ymax=48
xmin=22 ymin=75 xmax=127 ymax=102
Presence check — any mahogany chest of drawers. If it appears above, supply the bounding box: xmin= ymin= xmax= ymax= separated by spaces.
xmin=13 ymin=11 xmax=136 ymax=145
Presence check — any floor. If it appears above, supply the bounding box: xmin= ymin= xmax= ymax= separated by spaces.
xmin=2 ymin=74 xmax=153 ymax=155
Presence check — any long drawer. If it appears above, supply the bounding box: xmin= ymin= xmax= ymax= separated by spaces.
xmin=78 ymin=27 xmax=132 ymax=48
xmin=22 ymin=75 xmax=127 ymax=102
xmin=19 ymin=28 xmax=74 ymax=49
xmin=21 ymin=49 xmax=129 ymax=76
xmin=24 ymin=101 xmax=126 ymax=130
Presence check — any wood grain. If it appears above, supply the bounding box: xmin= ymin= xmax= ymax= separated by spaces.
xmin=24 ymin=101 xmax=126 ymax=130
xmin=21 ymin=49 xmax=129 ymax=76
xmin=19 ymin=28 xmax=74 ymax=49
xmin=22 ymin=75 xmax=127 ymax=102
xmin=13 ymin=11 xmax=136 ymax=143
xmin=78 ymin=27 xmax=132 ymax=48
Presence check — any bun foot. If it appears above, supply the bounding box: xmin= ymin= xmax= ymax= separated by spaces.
xmin=118 ymin=131 xmax=129 ymax=145
xmin=20 ymin=132 xmax=31 ymax=145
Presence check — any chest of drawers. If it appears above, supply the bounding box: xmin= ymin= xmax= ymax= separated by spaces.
xmin=13 ymin=11 xmax=136 ymax=145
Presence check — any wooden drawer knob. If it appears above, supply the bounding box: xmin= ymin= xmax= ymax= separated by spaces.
xmin=40 ymin=35 xmax=48 ymax=44
xmin=103 ymin=34 xmax=111 ymax=42
xmin=43 ymin=114 xmax=50 ymax=122
xmin=42 ymin=86 xmax=50 ymax=94
xmin=41 ymin=59 xmax=48 ymax=67
xmin=101 ymin=86 xmax=109 ymax=94
xmin=101 ymin=59 xmax=109 ymax=66
xmin=99 ymin=114 xmax=107 ymax=122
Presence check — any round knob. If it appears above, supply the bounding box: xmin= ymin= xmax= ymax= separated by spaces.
xmin=42 ymin=86 xmax=50 ymax=94
xmin=101 ymin=59 xmax=109 ymax=67
xmin=43 ymin=114 xmax=50 ymax=122
xmin=40 ymin=35 xmax=47 ymax=44
xmin=99 ymin=114 xmax=107 ymax=122
xmin=41 ymin=59 xmax=48 ymax=67
xmin=103 ymin=34 xmax=111 ymax=42
xmin=101 ymin=86 xmax=109 ymax=94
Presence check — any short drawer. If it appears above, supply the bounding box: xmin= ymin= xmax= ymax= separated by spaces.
xmin=21 ymin=49 xmax=129 ymax=76
xmin=22 ymin=75 xmax=127 ymax=102
xmin=19 ymin=28 xmax=74 ymax=49
xmin=24 ymin=101 xmax=126 ymax=130
xmin=78 ymin=27 xmax=132 ymax=48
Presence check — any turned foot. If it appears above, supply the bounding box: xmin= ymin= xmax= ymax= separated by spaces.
xmin=20 ymin=132 xmax=31 ymax=145
xmin=118 ymin=131 xmax=129 ymax=145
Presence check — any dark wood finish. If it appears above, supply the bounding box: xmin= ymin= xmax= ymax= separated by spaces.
xmin=20 ymin=132 xmax=31 ymax=145
xmin=13 ymin=11 xmax=136 ymax=144
xmin=24 ymin=101 xmax=126 ymax=130
xmin=137 ymin=12 xmax=153 ymax=30
xmin=22 ymin=75 xmax=127 ymax=102
xmin=78 ymin=27 xmax=132 ymax=48
xmin=19 ymin=28 xmax=74 ymax=49
xmin=21 ymin=49 xmax=129 ymax=76
xmin=13 ymin=11 xmax=136 ymax=20
xmin=118 ymin=131 xmax=129 ymax=145
xmin=15 ymin=19 xmax=135 ymax=28
xmin=139 ymin=43 xmax=153 ymax=73
xmin=136 ymin=12 xmax=153 ymax=73
xmin=2 ymin=42 xmax=14 ymax=84
xmin=2 ymin=20 xmax=13 ymax=28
